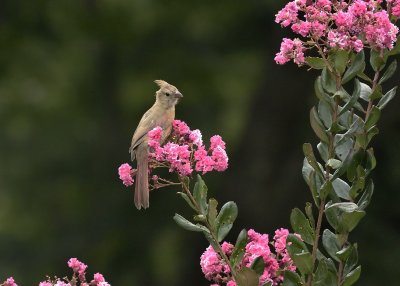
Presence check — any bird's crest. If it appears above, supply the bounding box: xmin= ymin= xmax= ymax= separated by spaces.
xmin=154 ymin=80 xmax=170 ymax=89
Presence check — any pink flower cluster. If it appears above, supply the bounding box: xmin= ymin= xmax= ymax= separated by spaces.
xmin=1 ymin=277 xmax=17 ymax=286
xmin=150 ymin=120 xmax=228 ymax=175
xmin=118 ymin=163 xmax=135 ymax=187
xmin=275 ymin=0 xmax=400 ymax=65
xmin=200 ymin=229 xmax=297 ymax=286
xmin=38 ymin=258 xmax=110 ymax=286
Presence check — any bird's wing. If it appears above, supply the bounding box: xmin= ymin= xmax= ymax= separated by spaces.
xmin=129 ymin=106 xmax=172 ymax=158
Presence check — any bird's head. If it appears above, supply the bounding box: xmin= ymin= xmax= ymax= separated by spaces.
xmin=154 ymin=80 xmax=183 ymax=109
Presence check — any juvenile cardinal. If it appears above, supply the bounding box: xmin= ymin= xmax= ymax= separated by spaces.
xmin=129 ymin=80 xmax=183 ymax=209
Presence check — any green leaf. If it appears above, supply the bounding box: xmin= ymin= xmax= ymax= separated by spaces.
xmin=336 ymin=245 xmax=352 ymax=262
xmin=365 ymin=148 xmax=376 ymax=172
xmin=315 ymin=76 xmax=334 ymax=104
xmin=290 ymin=208 xmax=315 ymax=245
xmin=250 ymin=256 xmax=265 ymax=276
xmin=331 ymin=49 xmax=349 ymax=75
xmin=177 ymin=192 xmax=196 ymax=211
xmin=339 ymin=80 xmax=361 ymax=116
xmin=377 ymin=86 xmax=397 ymax=110
xmin=230 ymin=229 xmax=248 ymax=268
xmin=318 ymin=101 xmax=333 ymax=129
xmin=322 ymin=67 xmax=337 ymax=94
xmin=346 ymin=148 xmax=365 ymax=182
xmin=305 ymin=57 xmax=326 ymax=69
xmin=335 ymin=136 xmax=354 ymax=161
xmin=343 ymin=50 xmax=365 ymax=84
xmin=283 ymin=271 xmax=303 ymax=286
xmin=322 ymin=229 xmax=340 ymax=262
xmin=286 ymin=234 xmax=313 ymax=275
xmin=365 ymin=106 xmax=381 ymax=130
xmin=236 ymin=267 xmax=260 ymax=286
xmin=310 ymin=107 xmax=329 ymax=143
xmin=325 ymin=203 xmax=366 ymax=233
xmin=359 ymin=82 xmax=372 ymax=102
xmin=317 ymin=142 xmax=329 ymax=162
xmin=173 ymin=214 xmax=209 ymax=232
xmin=309 ymin=171 xmax=323 ymax=206
xmin=327 ymin=159 xmax=341 ymax=169
xmin=303 ymin=143 xmax=324 ymax=176
xmin=331 ymin=147 xmax=355 ymax=181
xmin=320 ymin=180 xmax=333 ymax=200
xmin=305 ymin=202 xmax=315 ymax=229
xmin=332 ymin=178 xmax=351 ymax=200
xmin=342 ymin=265 xmax=361 ymax=286
xmin=215 ymin=201 xmax=238 ymax=242
xmin=193 ymin=175 xmax=208 ymax=215
xmin=314 ymin=258 xmax=337 ymax=286
xmin=357 ymin=179 xmax=374 ymax=210
xmin=370 ymin=49 xmax=386 ymax=72
xmin=207 ymin=198 xmax=218 ymax=231
xmin=389 ymin=37 xmax=400 ymax=55
xmin=379 ymin=60 xmax=397 ymax=84
xmin=344 ymin=244 xmax=359 ymax=276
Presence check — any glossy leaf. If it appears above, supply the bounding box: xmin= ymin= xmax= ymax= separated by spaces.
xmin=377 ymin=86 xmax=397 ymax=110
xmin=215 ymin=201 xmax=238 ymax=242
xmin=314 ymin=258 xmax=337 ymax=286
xmin=343 ymin=50 xmax=365 ymax=84
xmin=250 ymin=256 xmax=265 ymax=276
xmin=359 ymin=82 xmax=372 ymax=102
xmin=322 ymin=229 xmax=340 ymax=262
xmin=283 ymin=271 xmax=303 ymax=286
xmin=322 ymin=67 xmax=337 ymax=94
xmin=303 ymin=143 xmax=324 ymax=176
xmin=318 ymin=101 xmax=333 ymax=129
xmin=331 ymin=49 xmax=349 ymax=75
xmin=317 ymin=142 xmax=329 ymax=162
xmin=230 ymin=229 xmax=248 ymax=268
xmin=315 ymin=76 xmax=334 ymax=104
xmin=306 ymin=57 xmax=326 ymax=69
xmin=336 ymin=245 xmax=352 ymax=262
xmin=379 ymin=60 xmax=397 ymax=84
xmin=193 ymin=175 xmax=208 ymax=215
xmin=325 ymin=203 xmax=366 ymax=233
xmin=344 ymin=244 xmax=359 ymax=276
xmin=365 ymin=148 xmax=376 ymax=172
xmin=331 ymin=147 xmax=355 ymax=181
xmin=339 ymin=80 xmax=361 ymax=116
xmin=365 ymin=106 xmax=381 ymax=130
xmin=305 ymin=202 xmax=315 ymax=229
xmin=332 ymin=178 xmax=351 ymax=200
xmin=286 ymin=234 xmax=313 ymax=275
xmin=173 ymin=214 xmax=209 ymax=232
xmin=357 ymin=179 xmax=374 ymax=210
xmin=310 ymin=107 xmax=329 ymax=143
xmin=290 ymin=208 xmax=315 ymax=245
xmin=370 ymin=49 xmax=386 ymax=72
xmin=342 ymin=265 xmax=361 ymax=286
xmin=177 ymin=192 xmax=196 ymax=211
xmin=327 ymin=159 xmax=341 ymax=169
xmin=236 ymin=267 xmax=260 ymax=286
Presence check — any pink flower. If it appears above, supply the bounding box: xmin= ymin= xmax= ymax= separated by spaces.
xmin=212 ymin=146 xmax=229 ymax=172
xmin=118 ymin=163 xmax=134 ymax=187
xmin=67 ymin=258 xmax=87 ymax=276
xmin=393 ymin=1 xmax=400 ymax=17
xmin=189 ymin=129 xmax=203 ymax=146
xmin=39 ymin=282 xmax=52 ymax=286
xmin=93 ymin=273 xmax=105 ymax=283
xmin=54 ymin=282 xmax=71 ymax=286
xmin=316 ymin=0 xmax=332 ymax=11
xmin=275 ymin=38 xmax=305 ymax=65
xmin=333 ymin=11 xmax=354 ymax=28
xmin=210 ymin=135 xmax=226 ymax=150
xmin=291 ymin=21 xmax=311 ymax=37
xmin=173 ymin=120 xmax=190 ymax=135
xmin=275 ymin=2 xmax=299 ymax=27
xmin=227 ymin=281 xmax=237 ymax=286
xmin=3 ymin=277 xmax=17 ymax=286
xmin=349 ymin=0 xmax=368 ymax=17
xmin=200 ymin=243 xmax=233 ymax=283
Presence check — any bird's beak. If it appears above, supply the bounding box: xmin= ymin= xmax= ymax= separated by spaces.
xmin=174 ymin=92 xmax=183 ymax=98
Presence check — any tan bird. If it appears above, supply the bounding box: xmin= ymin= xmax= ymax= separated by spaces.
xmin=129 ymin=80 xmax=183 ymax=209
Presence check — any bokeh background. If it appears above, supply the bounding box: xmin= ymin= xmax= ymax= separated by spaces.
xmin=1 ymin=1 xmax=399 ymax=285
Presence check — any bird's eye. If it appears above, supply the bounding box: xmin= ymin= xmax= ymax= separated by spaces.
xmin=165 ymin=93 xmax=170 ymax=97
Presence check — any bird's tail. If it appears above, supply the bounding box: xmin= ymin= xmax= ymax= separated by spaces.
xmin=134 ymin=144 xmax=149 ymax=209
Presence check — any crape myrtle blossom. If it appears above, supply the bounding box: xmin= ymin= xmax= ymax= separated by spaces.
xmin=275 ymin=0 xmax=400 ymax=65
xmin=200 ymin=229 xmax=299 ymax=286
xmin=118 ymin=120 xmax=228 ymax=189
xmin=1 ymin=277 xmax=17 ymax=286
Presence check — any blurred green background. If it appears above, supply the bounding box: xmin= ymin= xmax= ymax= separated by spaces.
xmin=1 ymin=1 xmax=399 ymax=285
